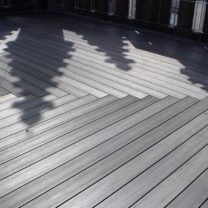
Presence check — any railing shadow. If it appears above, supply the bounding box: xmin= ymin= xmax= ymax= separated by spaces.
xmin=0 ymin=15 xmax=74 ymax=126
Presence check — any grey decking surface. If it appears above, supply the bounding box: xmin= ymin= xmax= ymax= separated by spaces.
xmin=0 ymin=13 xmax=208 ymax=208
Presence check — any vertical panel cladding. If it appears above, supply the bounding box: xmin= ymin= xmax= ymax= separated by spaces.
xmin=1 ymin=0 xmax=37 ymax=12
xmin=36 ymin=0 xmax=48 ymax=10
xmin=136 ymin=0 xmax=160 ymax=22
xmin=159 ymin=0 xmax=172 ymax=24
xmin=79 ymin=0 xmax=91 ymax=10
xmin=136 ymin=0 xmax=171 ymax=25
xmin=94 ymin=0 xmax=108 ymax=13
xmin=204 ymin=2 xmax=208 ymax=33
xmin=49 ymin=0 xmax=77 ymax=11
xmin=63 ymin=0 xmax=76 ymax=8
xmin=115 ymin=0 xmax=129 ymax=17
xmin=177 ymin=0 xmax=196 ymax=30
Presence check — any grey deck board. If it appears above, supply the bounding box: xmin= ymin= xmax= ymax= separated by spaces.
xmin=21 ymin=34 xmax=207 ymax=97
xmin=167 ymin=170 xmax=208 ymax=208
xmin=3 ymin=20 xmax=208 ymax=99
xmin=2 ymin=48 xmax=127 ymax=98
xmin=0 ymin=98 xmax=206 ymax=208
xmin=0 ymin=55 xmax=88 ymax=98
xmin=0 ymin=94 xmax=57 ymax=121
xmin=0 ymin=85 xmax=10 ymax=96
xmin=6 ymin=96 xmax=197 ymax=208
xmin=0 ymin=94 xmax=36 ymax=112
xmin=0 ymin=95 xmax=94 ymax=139
xmin=8 ymin=41 xmax=205 ymax=99
xmin=0 ymin=14 xmax=208 ymax=208
xmin=0 ymin=63 xmax=50 ymax=98
xmin=0 ymin=60 xmax=67 ymax=97
xmin=17 ymin=21 xmax=208 ymax=95
xmin=67 ymin=125 xmax=208 ymax=208
xmin=0 ymin=93 xmax=17 ymax=104
xmin=0 ymin=95 xmax=116 ymax=151
xmin=200 ymin=199 xmax=208 ymax=208
xmin=0 ymin=96 xmax=172 ymax=196
xmin=0 ymin=75 xmax=29 ymax=97
xmin=131 ymin=144 xmax=208 ymax=208
xmin=0 ymin=94 xmax=64 ymax=128
xmin=0 ymin=96 xmax=152 ymax=176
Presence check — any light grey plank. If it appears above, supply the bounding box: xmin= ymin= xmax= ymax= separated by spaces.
xmin=2 ymin=50 xmax=110 ymax=98
xmin=0 ymin=75 xmax=29 ymax=97
xmin=0 ymin=93 xmax=17 ymax=104
xmin=0 ymin=95 xmax=163 ymax=196
xmin=0 ymin=95 xmax=73 ymax=128
xmin=14 ymin=38 xmax=204 ymax=99
xmin=131 ymin=145 xmax=208 ymax=208
xmin=2 ymin=96 xmax=199 ymax=208
xmin=63 ymin=125 xmax=208 ymax=208
xmin=0 ymin=95 xmax=92 ymax=139
xmin=0 ymin=94 xmax=36 ymax=112
xmin=0 ymin=96 xmax=146 ymax=169
xmin=0 ymin=95 xmax=114 ymax=151
xmin=167 ymin=170 xmax=208 ymax=208
xmin=200 ymin=199 xmax=208 ymax=208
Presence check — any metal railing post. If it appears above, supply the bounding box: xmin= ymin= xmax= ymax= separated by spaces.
xmin=169 ymin=0 xmax=180 ymax=27
xmin=192 ymin=0 xmax=207 ymax=33
xmin=128 ymin=0 xmax=136 ymax=19
xmin=108 ymin=0 xmax=115 ymax=15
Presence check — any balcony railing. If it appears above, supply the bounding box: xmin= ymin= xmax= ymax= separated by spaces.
xmin=0 ymin=0 xmax=207 ymax=35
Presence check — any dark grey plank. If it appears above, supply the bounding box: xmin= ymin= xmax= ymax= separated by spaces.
xmin=167 ymin=170 xmax=208 ymax=208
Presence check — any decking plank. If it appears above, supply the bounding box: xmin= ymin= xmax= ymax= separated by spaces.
xmin=0 ymin=95 xmax=115 ymax=151
xmin=0 ymin=93 xmax=17 ymax=104
xmin=0 ymin=96 xmax=170 ymax=197
xmin=0 ymin=96 xmax=149 ymax=169
xmin=0 ymin=14 xmax=207 ymax=208
xmin=65 ymin=124 xmax=208 ymax=208
xmin=0 ymin=95 xmax=93 ymax=139
xmin=0 ymin=97 xmax=205 ymax=208
xmin=167 ymin=170 xmax=208 ymax=208
xmin=131 ymin=144 xmax=208 ymax=208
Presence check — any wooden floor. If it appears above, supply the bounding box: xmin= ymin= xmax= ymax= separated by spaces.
xmin=0 ymin=13 xmax=208 ymax=208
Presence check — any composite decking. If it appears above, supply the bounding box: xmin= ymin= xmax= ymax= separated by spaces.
xmin=0 ymin=13 xmax=208 ymax=208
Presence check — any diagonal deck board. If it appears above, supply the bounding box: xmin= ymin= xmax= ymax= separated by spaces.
xmin=0 ymin=13 xmax=208 ymax=208
xmin=166 ymin=169 xmax=208 ymax=208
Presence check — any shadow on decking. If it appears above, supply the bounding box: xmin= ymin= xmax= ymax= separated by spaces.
xmin=0 ymin=18 xmax=74 ymax=126
xmin=0 ymin=13 xmax=208 ymax=126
